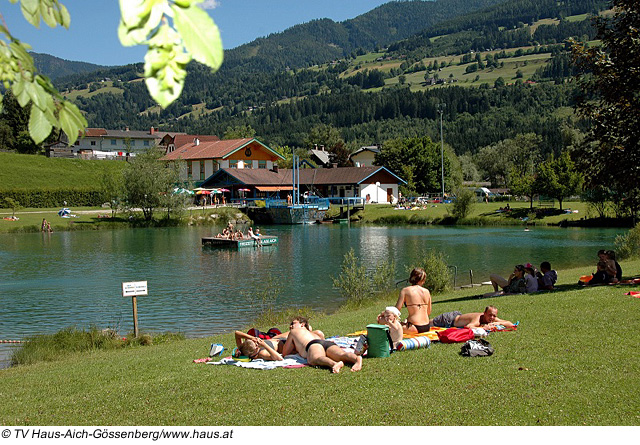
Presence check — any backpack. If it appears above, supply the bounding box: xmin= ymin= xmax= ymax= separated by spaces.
xmin=437 ymin=327 xmax=474 ymax=343
xmin=365 ymin=324 xmax=394 ymax=358
xmin=460 ymin=339 xmax=495 ymax=357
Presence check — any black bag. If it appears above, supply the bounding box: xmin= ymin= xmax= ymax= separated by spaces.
xmin=460 ymin=339 xmax=494 ymax=357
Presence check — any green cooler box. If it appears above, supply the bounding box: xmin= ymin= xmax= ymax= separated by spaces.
xmin=366 ymin=324 xmax=392 ymax=358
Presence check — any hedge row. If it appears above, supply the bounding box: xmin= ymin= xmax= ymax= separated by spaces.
xmin=0 ymin=188 xmax=107 ymax=208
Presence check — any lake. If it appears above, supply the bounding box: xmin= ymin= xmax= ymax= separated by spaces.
xmin=0 ymin=224 xmax=623 ymax=365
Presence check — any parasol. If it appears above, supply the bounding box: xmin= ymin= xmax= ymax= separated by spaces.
xmin=58 ymin=208 xmax=70 ymax=216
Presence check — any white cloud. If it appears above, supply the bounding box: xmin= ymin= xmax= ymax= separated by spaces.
xmin=200 ymin=0 xmax=220 ymax=9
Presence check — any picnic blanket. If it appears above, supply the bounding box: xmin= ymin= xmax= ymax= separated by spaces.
xmin=208 ymin=354 xmax=308 ymax=370
xmin=205 ymin=337 xmax=358 ymax=370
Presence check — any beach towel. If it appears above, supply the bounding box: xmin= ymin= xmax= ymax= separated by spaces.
xmin=208 ymin=354 xmax=308 ymax=370
xmin=625 ymin=291 xmax=640 ymax=298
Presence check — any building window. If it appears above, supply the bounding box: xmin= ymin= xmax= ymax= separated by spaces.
xmin=144 ymin=140 xmax=150 ymax=146
xmin=90 ymin=141 xmax=96 ymax=146
xmin=258 ymin=160 xmax=266 ymax=169
xmin=230 ymin=160 xmax=238 ymax=168
xmin=244 ymin=161 xmax=253 ymax=169
xmin=200 ymin=160 xmax=205 ymax=180
xmin=111 ymin=139 xmax=117 ymax=145
xmin=130 ymin=140 xmax=136 ymax=147
xmin=187 ymin=161 xmax=192 ymax=178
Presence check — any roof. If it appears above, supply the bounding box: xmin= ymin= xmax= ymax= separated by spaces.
xmin=308 ymin=149 xmax=331 ymax=165
xmin=202 ymin=166 xmax=405 ymax=188
xmin=171 ymin=134 xmax=220 ymax=148
xmin=161 ymin=138 xmax=285 ymax=161
xmin=82 ymin=127 xmax=163 ymax=140
xmin=350 ymin=146 xmax=380 ymax=157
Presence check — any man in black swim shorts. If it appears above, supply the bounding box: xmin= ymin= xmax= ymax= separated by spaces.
xmin=430 ymin=307 xmax=516 ymax=329
xmin=283 ymin=326 xmax=363 ymax=373
xmin=305 ymin=339 xmax=337 ymax=353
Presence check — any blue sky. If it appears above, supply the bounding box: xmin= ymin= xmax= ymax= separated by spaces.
xmin=1 ymin=0 xmax=394 ymax=66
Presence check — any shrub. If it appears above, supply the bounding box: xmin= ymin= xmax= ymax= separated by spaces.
xmin=333 ymin=249 xmax=397 ymax=308
xmin=414 ymin=249 xmax=452 ymax=294
xmin=615 ymin=223 xmax=640 ymax=260
xmin=333 ymin=249 xmax=371 ymax=307
xmin=450 ymin=188 xmax=475 ymax=219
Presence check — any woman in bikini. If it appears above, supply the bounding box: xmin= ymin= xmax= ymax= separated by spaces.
xmin=395 ymin=267 xmax=432 ymax=334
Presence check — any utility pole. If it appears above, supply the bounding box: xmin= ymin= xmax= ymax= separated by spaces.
xmin=437 ymin=103 xmax=446 ymax=200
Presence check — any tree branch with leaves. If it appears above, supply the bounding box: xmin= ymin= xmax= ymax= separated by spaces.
xmin=1 ymin=0 xmax=223 ymax=146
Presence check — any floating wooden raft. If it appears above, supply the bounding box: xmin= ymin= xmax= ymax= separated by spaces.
xmin=201 ymin=236 xmax=278 ymax=248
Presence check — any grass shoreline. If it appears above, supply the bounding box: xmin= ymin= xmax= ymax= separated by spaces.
xmin=1 ymin=260 xmax=638 ymax=425
xmin=1 ymin=201 xmax=633 ymax=234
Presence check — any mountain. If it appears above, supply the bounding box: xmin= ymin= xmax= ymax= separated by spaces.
xmin=31 ymin=52 xmax=108 ymax=80
xmin=224 ymin=0 xmax=510 ymax=72
xmin=23 ymin=0 xmax=607 ymax=158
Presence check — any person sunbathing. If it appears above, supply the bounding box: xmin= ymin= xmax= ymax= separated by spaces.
xmin=430 ymin=306 xmax=516 ymax=329
xmin=282 ymin=326 xmax=362 ymax=373
xmin=234 ymin=317 xmax=324 ymax=361
xmin=395 ymin=267 xmax=431 ymax=334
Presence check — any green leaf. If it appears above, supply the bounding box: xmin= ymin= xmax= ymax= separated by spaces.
xmin=40 ymin=2 xmax=57 ymax=28
xmin=20 ymin=0 xmax=39 ymax=15
xmin=58 ymin=102 xmax=87 ymax=145
xmin=59 ymin=3 xmax=71 ymax=29
xmin=29 ymin=105 xmax=53 ymax=144
xmin=172 ymin=3 xmax=223 ymax=71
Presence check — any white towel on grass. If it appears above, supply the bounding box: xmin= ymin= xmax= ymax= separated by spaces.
xmin=208 ymin=354 xmax=307 ymax=370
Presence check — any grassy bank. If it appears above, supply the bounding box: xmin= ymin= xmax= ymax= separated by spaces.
xmin=1 ymin=260 xmax=638 ymax=425
xmin=0 ymin=206 xmax=251 ymax=233
xmin=350 ymin=201 xmax=624 ymax=226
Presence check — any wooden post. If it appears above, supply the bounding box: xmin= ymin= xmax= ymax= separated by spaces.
xmin=132 ymin=296 xmax=139 ymax=338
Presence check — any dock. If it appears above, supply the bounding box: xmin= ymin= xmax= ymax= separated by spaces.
xmin=202 ymin=236 xmax=278 ymax=248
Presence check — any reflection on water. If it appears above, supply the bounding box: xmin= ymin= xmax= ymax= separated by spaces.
xmin=0 ymin=225 xmax=623 ymax=345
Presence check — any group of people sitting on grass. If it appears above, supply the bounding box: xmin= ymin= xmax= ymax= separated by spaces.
xmin=483 ymin=261 xmax=558 ymax=297
xmin=579 ymin=249 xmax=622 ymax=285
xmin=390 ymin=267 xmax=517 ymax=338
xmin=231 ymin=267 xmax=522 ymax=373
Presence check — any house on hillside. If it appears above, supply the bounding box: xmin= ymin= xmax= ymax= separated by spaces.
xmin=72 ymin=127 xmax=183 ymax=159
xmin=160 ymin=137 xmax=286 ymax=185
xmin=349 ymin=145 xmax=380 ymax=167
xmin=200 ymin=165 xmax=405 ymax=203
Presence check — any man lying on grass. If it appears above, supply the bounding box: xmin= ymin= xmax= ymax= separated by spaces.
xmin=430 ymin=306 xmax=516 ymax=329
xmin=283 ymin=325 xmax=363 ymax=373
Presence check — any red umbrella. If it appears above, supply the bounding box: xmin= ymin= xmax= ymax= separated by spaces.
xmin=238 ymin=188 xmax=251 ymax=192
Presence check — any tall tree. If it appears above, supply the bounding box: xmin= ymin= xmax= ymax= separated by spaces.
xmin=536 ymin=151 xmax=583 ymax=211
xmin=123 ymin=149 xmax=183 ymax=221
xmin=375 ymin=136 xmax=460 ymax=195
xmin=571 ymin=0 xmax=640 ymax=216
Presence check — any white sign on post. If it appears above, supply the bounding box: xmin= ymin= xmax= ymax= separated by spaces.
xmin=122 ymin=281 xmax=148 ymax=297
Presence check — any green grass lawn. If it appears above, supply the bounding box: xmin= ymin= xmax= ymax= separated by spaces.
xmin=353 ymin=200 xmax=595 ymax=226
xmin=0 ymin=152 xmax=127 ymax=190
xmin=0 ymin=260 xmax=638 ymax=425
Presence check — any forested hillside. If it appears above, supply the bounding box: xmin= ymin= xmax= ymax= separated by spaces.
xmin=30 ymin=53 xmax=107 ymax=80
xmin=2 ymin=0 xmax=606 ymax=160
